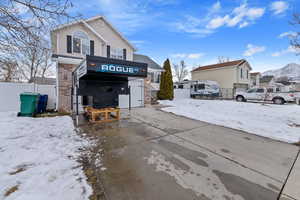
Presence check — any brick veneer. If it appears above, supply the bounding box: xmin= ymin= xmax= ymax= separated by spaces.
xmin=57 ymin=63 xmax=77 ymax=112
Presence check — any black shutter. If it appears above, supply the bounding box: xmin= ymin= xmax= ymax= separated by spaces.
xmin=67 ymin=35 xmax=72 ymax=53
xmin=90 ymin=40 xmax=94 ymax=56
xmin=107 ymin=45 xmax=110 ymax=58
xmin=123 ymin=48 xmax=126 ymax=60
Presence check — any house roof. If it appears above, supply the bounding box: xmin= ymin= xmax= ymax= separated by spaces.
xmin=260 ymin=75 xmax=274 ymax=83
xmin=192 ymin=59 xmax=250 ymax=72
xmin=51 ymin=16 xmax=136 ymax=51
xmin=133 ymin=54 xmax=163 ymax=70
xmin=250 ymin=72 xmax=261 ymax=75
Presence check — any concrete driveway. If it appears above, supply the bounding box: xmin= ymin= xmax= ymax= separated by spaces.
xmin=80 ymin=106 xmax=299 ymax=200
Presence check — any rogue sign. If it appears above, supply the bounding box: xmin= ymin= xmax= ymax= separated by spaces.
xmin=85 ymin=55 xmax=148 ymax=77
xmin=99 ymin=64 xmax=139 ymax=74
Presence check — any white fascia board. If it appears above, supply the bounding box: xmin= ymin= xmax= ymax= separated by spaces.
xmin=82 ymin=21 xmax=107 ymax=44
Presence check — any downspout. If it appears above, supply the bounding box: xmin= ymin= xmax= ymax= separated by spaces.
xmin=55 ymin=61 xmax=59 ymax=111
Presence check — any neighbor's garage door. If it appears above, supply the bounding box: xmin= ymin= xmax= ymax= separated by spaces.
xmin=119 ymin=79 xmax=144 ymax=108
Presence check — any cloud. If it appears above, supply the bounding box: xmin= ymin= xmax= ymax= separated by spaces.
xmin=173 ymin=15 xmax=214 ymax=37
xmin=188 ymin=53 xmax=205 ymax=59
xmin=171 ymin=53 xmax=205 ymax=59
xmin=270 ymin=1 xmax=289 ymax=15
xmin=271 ymin=46 xmax=299 ymax=57
xmin=211 ymin=1 xmax=221 ymax=13
xmin=243 ymin=44 xmax=266 ymax=56
xmin=171 ymin=53 xmax=186 ymax=58
xmin=174 ymin=2 xmax=265 ymax=37
xmin=207 ymin=3 xmax=265 ymax=30
xmin=278 ymin=31 xmax=297 ymax=38
xmin=206 ymin=15 xmax=229 ymax=29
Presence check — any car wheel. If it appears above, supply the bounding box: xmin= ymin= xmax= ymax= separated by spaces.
xmin=236 ymin=96 xmax=244 ymax=102
xmin=273 ymin=98 xmax=284 ymax=105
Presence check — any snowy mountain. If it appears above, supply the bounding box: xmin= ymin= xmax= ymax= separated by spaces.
xmin=262 ymin=63 xmax=300 ymax=81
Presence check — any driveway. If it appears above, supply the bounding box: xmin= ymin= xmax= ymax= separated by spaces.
xmin=79 ymin=106 xmax=299 ymax=200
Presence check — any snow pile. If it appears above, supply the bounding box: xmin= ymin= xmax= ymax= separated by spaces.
xmin=160 ymin=99 xmax=300 ymax=143
xmin=0 ymin=112 xmax=92 ymax=200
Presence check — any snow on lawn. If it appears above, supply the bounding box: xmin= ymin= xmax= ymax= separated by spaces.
xmin=160 ymin=94 xmax=300 ymax=143
xmin=0 ymin=112 xmax=92 ymax=200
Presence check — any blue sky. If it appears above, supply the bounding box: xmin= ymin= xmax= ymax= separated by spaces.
xmin=70 ymin=0 xmax=300 ymax=72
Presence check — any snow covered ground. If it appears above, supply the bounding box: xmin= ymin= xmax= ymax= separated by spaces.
xmin=160 ymin=90 xmax=300 ymax=143
xmin=0 ymin=112 xmax=92 ymax=200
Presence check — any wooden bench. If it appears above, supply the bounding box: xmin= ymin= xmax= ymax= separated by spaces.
xmin=84 ymin=106 xmax=120 ymax=123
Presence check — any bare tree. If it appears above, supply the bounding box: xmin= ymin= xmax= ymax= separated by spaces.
xmin=291 ymin=12 xmax=300 ymax=52
xmin=0 ymin=58 xmax=20 ymax=81
xmin=0 ymin=0 xmax=77 ymax=48
xmin=0 ymin=0 xmax=79 ymax=81
xmin=217 ymin=56 xmax=230 ymax=63
xmin=173 ymin=60 xmax=189 ymax=82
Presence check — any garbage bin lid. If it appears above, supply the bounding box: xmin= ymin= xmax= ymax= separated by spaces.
xmin=20 ymin=92 xmax=40 ymax=96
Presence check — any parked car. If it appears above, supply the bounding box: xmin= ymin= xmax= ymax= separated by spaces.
xmin=235 ymin=87 xmax=296 ymax=104
xmin=190 ymin=80 xmax=220 ymax=98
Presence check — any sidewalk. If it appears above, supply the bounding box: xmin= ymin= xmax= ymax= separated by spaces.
xmin=281 ymin=150 xmax=300 ymax=200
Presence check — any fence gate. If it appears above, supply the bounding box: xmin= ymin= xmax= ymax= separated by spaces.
xmin=119 ymin=79 xmax=144 ymax=108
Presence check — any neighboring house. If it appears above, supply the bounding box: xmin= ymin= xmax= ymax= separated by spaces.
xmin=259 ymin=75 xmax=275 ymax=88
xmin=250 ymin=72 xmax=261 ymax=87
xmin=174 ymin=80 xmax=192 ymax=89
xmin=191 ymin=59 xmax=252 ymax=90
xmin=133 ymin=54 xmax=164 ymax=98
xmin=51 ymin=16 xmax=151 ymax=112
xmin=29 ymin=77 xmax=56 ymax=85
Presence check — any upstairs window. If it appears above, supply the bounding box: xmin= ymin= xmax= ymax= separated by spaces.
xmin=240 ymin=68 xmax=243 ymax=79
xmin=73 ymin=31 xmax=90 ymax=55
xmin=110 ymin=47 xmax=123 ymax=59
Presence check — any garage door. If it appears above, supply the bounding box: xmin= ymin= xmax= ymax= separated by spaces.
xmin=119 ymin=79 xmax=144 ymax=108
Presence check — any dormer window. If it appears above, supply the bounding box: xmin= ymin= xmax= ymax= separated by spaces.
xmin=73 ymin=31 xmax=90 ymax=55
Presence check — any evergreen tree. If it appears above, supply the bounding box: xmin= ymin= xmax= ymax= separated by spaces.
xmin=158 ymin=59 xmax=174 ymax=100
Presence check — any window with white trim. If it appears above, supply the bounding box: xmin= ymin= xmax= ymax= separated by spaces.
xmin=110 ymin=47 xmax=123 ymax=59
xmin=73 ymin=31 xmax=90 ymax=55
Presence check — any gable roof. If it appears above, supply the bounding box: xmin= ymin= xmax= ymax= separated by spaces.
xmin=260 ymin=75 xmax=274 ymax=83
xmin=133 ymin=54 xmax=163 ymax=70
xmin=250 ymin=72 xmax=260 ymax=75
xmin=192 ymin=59 xmax=250 ymax=72
xmin=51 ymin=16 xmax=136 ymax=51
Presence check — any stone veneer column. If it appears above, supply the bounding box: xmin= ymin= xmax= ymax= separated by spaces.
xmin=57 ymin=63 xmax=77 ymax=113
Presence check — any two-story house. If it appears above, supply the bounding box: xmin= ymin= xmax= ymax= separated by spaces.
xmin=250 ymin=72 xmax=261 ymax=87
xmin=191 ymin=59 xmax=252 ymax=90
xmin=51 ymin=16 xmax=159 ymax=112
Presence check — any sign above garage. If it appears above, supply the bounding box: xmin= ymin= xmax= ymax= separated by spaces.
xmin=86 ymin=55 xmax=147 ymax=77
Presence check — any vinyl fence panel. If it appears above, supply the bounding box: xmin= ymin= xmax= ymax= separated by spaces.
xmin=0 ymin=82 xmax=56 ymax=112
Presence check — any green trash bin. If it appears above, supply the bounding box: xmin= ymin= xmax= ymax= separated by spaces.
xmin=18 ymin=93 xmax=40 ymax=117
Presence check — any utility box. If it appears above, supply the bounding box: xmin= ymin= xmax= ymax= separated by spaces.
xmin=18 ymin=93 xmax=39 ymax=117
